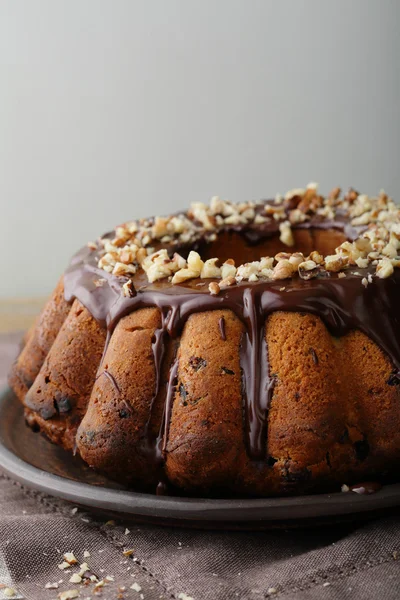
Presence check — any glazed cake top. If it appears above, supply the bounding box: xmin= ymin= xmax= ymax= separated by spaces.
xmin=85 ymin=183 xmax=400 ymax=297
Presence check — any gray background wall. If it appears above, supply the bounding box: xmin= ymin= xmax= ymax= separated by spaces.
xmin=1 ymin=0 xmax=399 ymax=297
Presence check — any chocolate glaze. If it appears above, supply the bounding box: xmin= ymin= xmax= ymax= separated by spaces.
xmin=96 ymin=369 xmax=120 ymax=394
xmin=218 ymin=317 xmax=226 ymax=341
xmin=64 ymin=213 xmax=400 ymax=465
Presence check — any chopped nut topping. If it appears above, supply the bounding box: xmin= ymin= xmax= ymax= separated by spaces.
xmin=376 ymin=258 xmax=394 ymax=279
xmin=288 ymin=253 xmax=305 ymax=268
xmin=272 ymin=260 xmax=295 ymax=280
xmin=298 ymin=260 xmax=319 ymax=280
xmin=298 ymin=260 xmax=317 ymax=271
xmin=90 ymin=184 xmax=400 ymax=289
xmin=279 ymin=221 xmax=294 ymax=247
xmin=219 ymin=276 xmax=237 ymax=289
xmin=201 ymin=258 xmax=221 ymax=279
xmin=309 ymin=251 xmax=324 ymax=265
xmin=221 ymin=260 xmax=237 ymax=279
xmin=208 ymin=282 xmax=221 ymax=295
xmin=325 ymin=255 xmax=348 ymax=273
xmin=172 ymin=268 xmax=200 ymax=284
xmin=122 ymin=280 xmax=135 ymax=298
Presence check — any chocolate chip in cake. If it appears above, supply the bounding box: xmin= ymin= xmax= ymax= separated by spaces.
xmin=387 ymin=372 xmax=400 ymax=386
xmin=189 ymin=356 xmax=207 ymax=371
xmin=55 ymin=396 xmax=73 ymax=413
xmin=221 ymin=367 xmax=235 ymax=375
xmin=179 ymin=383 xmax=188 ymax=405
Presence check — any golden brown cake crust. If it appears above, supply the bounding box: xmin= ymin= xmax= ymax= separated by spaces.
xmin=8 ymin=277 xmax=71 ymax=402
xmin=24 ymin=300 xmax=106 ymax=451
xmin=166 ymin=310 xmax=244 ymax=493
xmin=77 ymin=308 xmax=163 ymax=486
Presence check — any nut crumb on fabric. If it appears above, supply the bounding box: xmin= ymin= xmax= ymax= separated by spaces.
xmin=63 ymin=553 xmax=78 ymax=565
xmin=58 ymin=591 xmax=79 ymax=600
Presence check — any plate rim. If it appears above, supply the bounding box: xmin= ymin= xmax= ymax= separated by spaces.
xmin=1 ymin=386 xmax=400 ymax=523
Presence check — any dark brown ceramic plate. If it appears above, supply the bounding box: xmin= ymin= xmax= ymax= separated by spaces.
xmin=1 ymin=387 xmax=400 ymax=529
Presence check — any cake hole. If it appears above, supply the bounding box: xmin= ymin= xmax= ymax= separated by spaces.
xmin=199 ymin=228 xmax=347 ymax=265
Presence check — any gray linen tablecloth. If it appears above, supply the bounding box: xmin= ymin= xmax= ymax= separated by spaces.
xmin=0 ymin=333 xmax=399 ymax=600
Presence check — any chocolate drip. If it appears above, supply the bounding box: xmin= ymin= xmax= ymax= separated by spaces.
xmin=218 ymin=316 xmax=226 ymax=341
xmin=64 ymin=221 xmax=400 ymax=463
xmin=240 ymin=288 xmax=273 ymax=459
xmin=95 ymin=368 xmax=135 ymax=418
xmin=159 ymin=358 xmax=179 ymax=454
xmin=139 ymin=310 xmax=171 ymax=468
xmin=96 ymin=369 xmax=120 ymax=394
xmin=150 ymin=309 xmax=171 ymax=403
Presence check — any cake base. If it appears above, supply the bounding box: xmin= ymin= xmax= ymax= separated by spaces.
xmin=1 ymin=387 xmax=400 ymax=530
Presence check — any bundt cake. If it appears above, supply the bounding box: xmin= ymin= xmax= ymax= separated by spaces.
xmin=8 ymin=184 xmax=400 ymax=497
